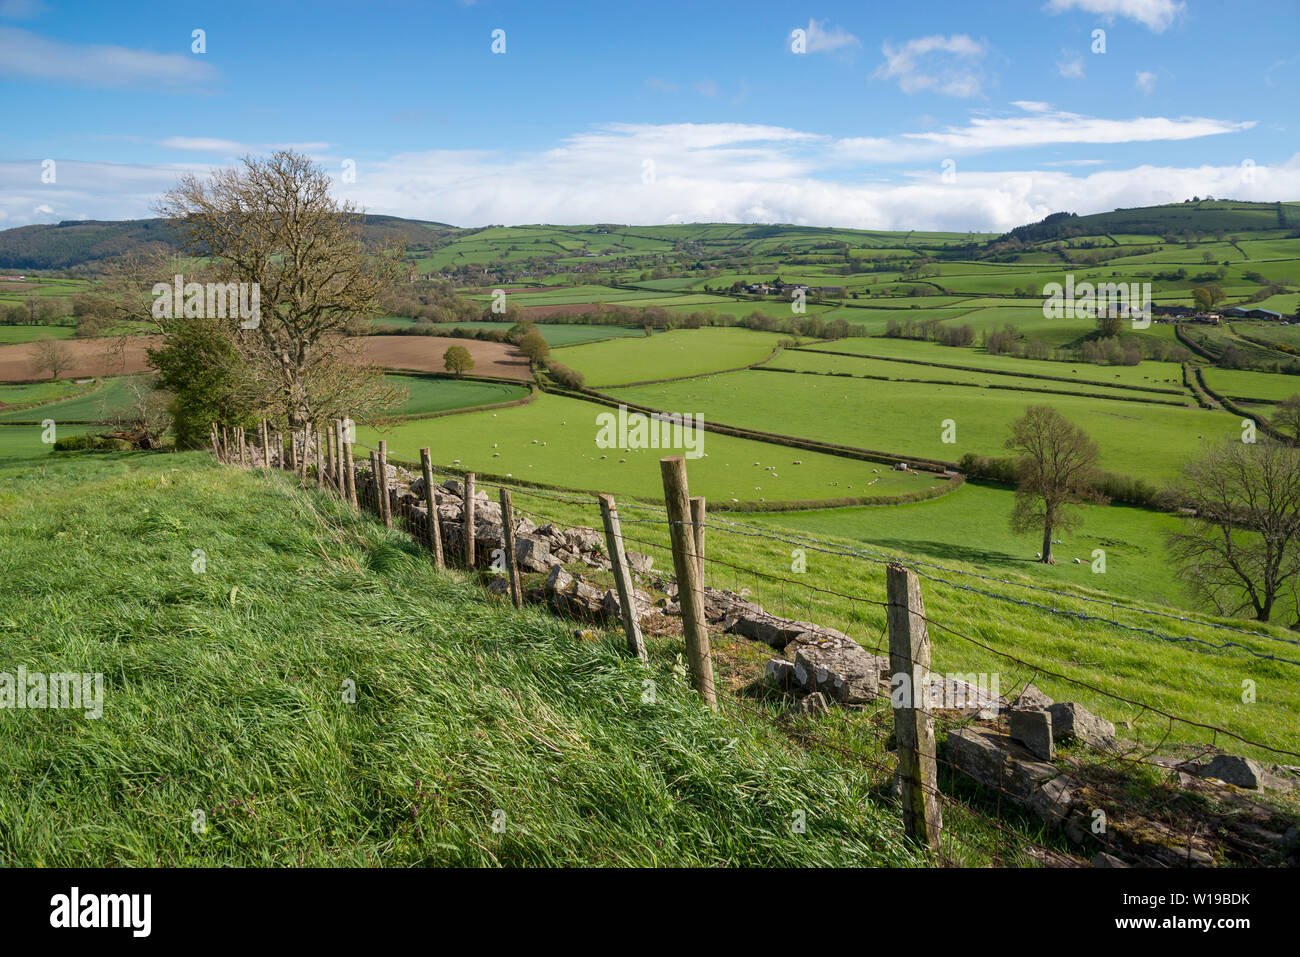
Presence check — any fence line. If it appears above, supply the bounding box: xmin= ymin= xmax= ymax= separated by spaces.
xmin=209 ymin=423 xmax=1296 ymax=866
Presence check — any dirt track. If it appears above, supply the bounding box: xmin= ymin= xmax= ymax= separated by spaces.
xmin=0 ymin=334 xmax=531 ymax=383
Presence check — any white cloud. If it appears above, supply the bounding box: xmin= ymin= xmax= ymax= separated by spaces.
xmin=0 ymin=27 xmax=218 ymax=89
xmin=800 ymin=19 xmax=861 ymax=54
xmin=1 ymin=121 xmax=1284 ymax=234
xmin=159 ymin=137 xmax=333 ymax=154
xmin=834 ymin=103 xmax=1249 ymax=162
xmin=1135 ymin=70 xmax=1157 ymax=93
xmin=1057 ymin=50 xmax=1086 ymax=78
xmin=1044 ymin=0 xmax=1185 ymax=33
xmin=874 ymin=35 xmax=988 ymax=97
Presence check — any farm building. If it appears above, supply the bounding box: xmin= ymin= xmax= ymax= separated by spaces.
xmin=1223 ymin=307 xmax=1283 ymax=320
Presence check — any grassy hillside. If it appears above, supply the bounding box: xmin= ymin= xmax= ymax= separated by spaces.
xmin=0 ymin=447 xmax=920 ymax=867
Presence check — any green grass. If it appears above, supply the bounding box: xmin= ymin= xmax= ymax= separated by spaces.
xmin=562 ymin=327 xmax=786 ymax=386
xmin=385 ymin=375 xmax=531 ymax=417
xmin=611 ymin=370 xmax=1242 ymax=483
xmin=357 ymin=391 xmax=939 ymax=505
xmin=0 ymin=448 xmax=920 ymax=866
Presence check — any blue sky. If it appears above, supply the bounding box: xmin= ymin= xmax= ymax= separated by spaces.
xmin=1 ymin=0 xmax=1297 ymax=230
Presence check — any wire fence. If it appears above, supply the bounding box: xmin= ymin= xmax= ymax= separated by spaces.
xmin=213 ymin=423 xmax=1298 ymax=868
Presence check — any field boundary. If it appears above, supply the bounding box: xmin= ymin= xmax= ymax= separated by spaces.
xmin=561 ymin=383 xmax=962 ymax=473
xmin=753 ymin=365 xmax=1191 ymax=408
xmin=793 ymin=345 xmax=1186 ymax=396
xmin=1194 ymin=367 xmax=1290 ymax=442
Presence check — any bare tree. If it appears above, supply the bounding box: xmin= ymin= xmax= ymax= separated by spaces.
xmin=1166 ymin=438 xmax=1300 ymax=622
xmin=156 ymin=150 xmax=405 ymax=429
xmin=28 ymin=336 xmax=75 ymax=380
xmin=1005 ymin=405 xmax=1105 ymax=564
xmin=1273 ymin=394 xmax=1300 ymax=442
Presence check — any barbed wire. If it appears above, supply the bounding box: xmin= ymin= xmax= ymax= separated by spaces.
xmin=707 ymin=513 xmax=1300 ymax=649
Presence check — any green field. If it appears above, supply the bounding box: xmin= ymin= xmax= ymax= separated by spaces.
xmin=1202 ymin=367 xmax=1300 ymax=403
xmin=387 ymin=375 xmax=531 ymax=417
xmin=768 ymin=350 xmax=1188 ymax=403
xmin=0 ymin=378 xmax=98 ymax=409
xmin=0 ymin=324 xmax=75 ymax=343
xmin=562 ymin=327 xmax=786 ymax=386
xmin=750 ymin=482 xmax=1185 ymax=605
xmin=809 ymin=337 xmax=1187 ymax=389
xmin=357 ymin=391 xmax=944 ymax=504
xmin=0 ymin=376 xmax=140 ymax=423
xmin=372 ymin=319 xmax=643 ymax=346
xmin=611 ymin=370 xmax=1241 ymax=483
xmin=0 ymin=422 xmax=94 ymax=456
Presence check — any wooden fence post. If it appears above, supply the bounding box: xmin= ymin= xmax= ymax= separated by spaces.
xmin=499 ymin=488 xmax=523 ymax=609
xmin=419 ymin=447 xmax=444 ymax=569
xmin=377 ymin=440 xmax=392 ymax=528
xmin=260 ymin=419 xmax=270 ymax=468
xmin=660 ymin=456 xmax=716 ymax=710
xmin=326 ymin=424 xmax=336 ymax=487
xmin=276 ymin=431 xmax=285 ymax=470
xmin=336 ymin=420 xmax=348 ymax=497
xmin=368 ymin=450 xmax=380 ymax=513
xmin=240 ymin=427 xmax=250 ymax=467
xmin=343 ymin=426 xmax=358 ymax=508
xmin=209 ymin=423 xmax=220 ymax=462
xmin=463 ymin=472 xmax=476 ymax=568
xmin=886 ymin=563 xmax=943 ymax=854
xmin=599 ymin=493 xmax=647 ymax=661
xmin=315 ymin=427 xmax=325 ymax=490
xmin=690 ymin=495 xmax=706 ymax=586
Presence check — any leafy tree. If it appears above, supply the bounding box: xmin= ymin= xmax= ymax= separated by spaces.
xmin=443 ymin=345 xmax=474 ymax=377
xmin=147 ymin=316 xmax=256 ymax=449
xmin=1095 ymin=312 xmax=1123 ymax=339
xmin=1005 ymin=406 xmax=1106 ymax=564
xmin=517 ymin=329 xmax=550 ymax=364
xmin=1192 ymin=285 xmax=1226 ymax=312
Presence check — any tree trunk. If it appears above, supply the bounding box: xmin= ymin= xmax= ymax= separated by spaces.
xmin=1041 ymin=522 xmax=1055 ymax=565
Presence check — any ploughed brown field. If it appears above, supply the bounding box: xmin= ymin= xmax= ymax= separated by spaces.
xmin=0 ymin=335 xmax=532 ymax=383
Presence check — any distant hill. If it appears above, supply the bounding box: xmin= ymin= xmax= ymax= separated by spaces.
xmin=0 ymin=214 xmax=453 ymax=271
xmin=3 ymin=202 xmax=1295 ymax=273
xmin=998 ymin=200 xmax=1297 ymax=245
